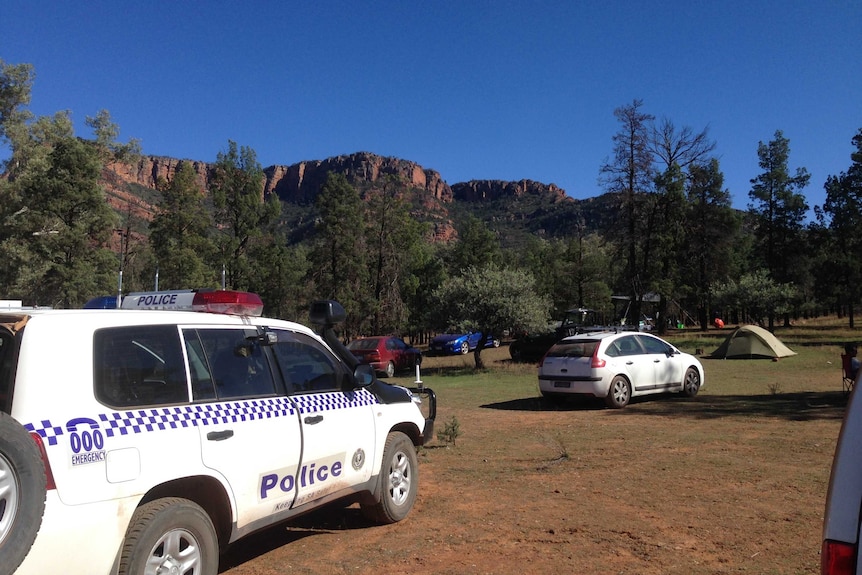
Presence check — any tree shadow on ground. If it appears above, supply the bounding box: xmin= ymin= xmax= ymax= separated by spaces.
xmin=482 ymin=391 xmax=849 ymax=422
xmin=218 ymin=506 xmax=370 ymax=572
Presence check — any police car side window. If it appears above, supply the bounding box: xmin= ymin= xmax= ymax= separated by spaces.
xmin=272 ymin=331 xmax=343 ymax=393
xmin=94 ymin=325 xmax=188 ymax=408
xmin=194 ymin=328 xmax=277 ymax=400
xmin=182 ymin=331 xmax=216 ymax=402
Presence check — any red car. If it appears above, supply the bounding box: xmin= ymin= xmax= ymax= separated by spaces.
xmin=347 ymin=336 xmax=422 ymax=378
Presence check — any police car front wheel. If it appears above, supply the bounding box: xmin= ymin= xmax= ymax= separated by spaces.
xmin=118 ymin=497 xmax=219 ymax=575
xmin=361 ymin=432 xmax=418 ymax=524
xmin=0 ymin=412 xmax=47 ymax=575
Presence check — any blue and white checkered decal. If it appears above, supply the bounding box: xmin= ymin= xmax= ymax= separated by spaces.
xmin=24 ymin=389 xmax=380 ymax=446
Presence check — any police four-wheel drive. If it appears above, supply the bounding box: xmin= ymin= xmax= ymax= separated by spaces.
xmin=0 ymin=290 xmax=436 ymax=575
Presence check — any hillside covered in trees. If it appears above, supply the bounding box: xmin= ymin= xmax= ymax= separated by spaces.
xmin=3 ymin=59 xmax=862 ymax=338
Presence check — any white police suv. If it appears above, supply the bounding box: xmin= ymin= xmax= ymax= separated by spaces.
xmin=0 ymin=290 xmax=435 ymax=575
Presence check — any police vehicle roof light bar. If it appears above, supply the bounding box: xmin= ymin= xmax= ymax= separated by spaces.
xmin=121 ymin=289 xmax=264 ymax=316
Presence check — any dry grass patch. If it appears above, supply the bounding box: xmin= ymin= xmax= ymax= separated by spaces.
xmin=221 ymin=330 xmax=852 ymax=575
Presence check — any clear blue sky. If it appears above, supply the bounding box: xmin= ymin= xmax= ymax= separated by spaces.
xmin=2 ymin=1 xmax=860 ymax=214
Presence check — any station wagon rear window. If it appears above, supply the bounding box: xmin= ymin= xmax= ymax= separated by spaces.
xmin=546 ymin=341 xmax=598 ymax=358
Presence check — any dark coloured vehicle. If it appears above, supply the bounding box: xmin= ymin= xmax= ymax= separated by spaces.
xmin=347 ymin=336 xmax=422 ymax=378
xmin=510 ymin=308 xmax=633 ymax=363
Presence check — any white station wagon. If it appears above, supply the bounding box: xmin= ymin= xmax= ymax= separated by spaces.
xmin=538 ymin=331 xmax=704 ymax=408
xmin=0 ymin=290 xmax=436 ymax=575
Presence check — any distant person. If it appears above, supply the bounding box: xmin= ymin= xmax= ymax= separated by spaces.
xmin=845 ymin=343 xmax=860 ymax=380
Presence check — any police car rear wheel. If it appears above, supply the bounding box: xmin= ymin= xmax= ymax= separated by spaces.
xmin=0 ymin=412 xmax=46 ymax=574
xmin=361 ymin=432 xmax=418 ymax=524
xmin=119 ymin=497 xmax=218 ymax=575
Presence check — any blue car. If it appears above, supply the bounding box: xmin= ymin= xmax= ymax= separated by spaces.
xmin=429 ymin=332 xmax=500 ymax=355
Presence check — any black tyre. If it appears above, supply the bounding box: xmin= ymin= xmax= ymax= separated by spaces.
xmin=0 ymin=412 xmax=46 ymax=575
xmin=509 ymin=344 xmax=522 ymax=362
xmin=118 ymin=497 xmax=218 ymax=575
xmin=459 ymin=342 xmax=470 ymax=354
xmin=361 ymin=432 xmax=418 ymax=524
xmin=605 ymin=376 xmax=631 ymax=409
xmin=492 ymin=339 xmax=501 ymax=348
xmin=681 ymin=367 xmax=701 ymax=397
xmin=383 ymin=361 xmax=396 ymax=378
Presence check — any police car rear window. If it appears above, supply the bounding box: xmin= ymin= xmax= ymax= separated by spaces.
xmin=94 ymin=325 xmax=188 ymax=408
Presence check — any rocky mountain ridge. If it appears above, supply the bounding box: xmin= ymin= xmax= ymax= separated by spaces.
xmin=105 ymin=151 xmax=585 ymax=243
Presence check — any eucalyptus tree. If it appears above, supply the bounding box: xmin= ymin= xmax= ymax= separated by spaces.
xmin=711 ymin=269 xmax=798 ymax=328
xmin=210 ymin=141 xmax=281 ymax=291
xmin=431 ymin=264 xmax=551 ymax=369
xmin=748 ymin=130 xmax=810 ymax=328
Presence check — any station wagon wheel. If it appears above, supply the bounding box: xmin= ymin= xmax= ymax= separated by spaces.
xmin=361 ymin=431 xmax=418 ymax=524
xmin=384 ymin=361 xmax=396 ymax=378
xmin=0 ymin=412 xmax=46 ymax=574
xmin=119 ymin=497 xmax=218 ymax=575
xmin=605 ymin=375 xmax=631 ymax=409
xmin=682 ymin=367 xmax=701 ymax=397
xmin=459 ymin=342 xmax=470 ymax=354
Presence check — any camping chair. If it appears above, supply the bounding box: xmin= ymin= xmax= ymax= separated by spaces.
xmin=842 ymin=354 xmax=855 ymax=395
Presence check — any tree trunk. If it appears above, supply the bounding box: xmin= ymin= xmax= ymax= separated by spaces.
xmin=473 ymin=332 xmax=489 ymax=370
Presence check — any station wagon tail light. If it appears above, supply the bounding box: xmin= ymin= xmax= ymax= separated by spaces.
xmin=30 ymin=432 xmax=57 ymax=491
xmin=122 ymin=289 xmax=264 ymax=316
xmin=591 ymin=345 xmax=606 ymax=368
xmin=821 ymin=539 xmax=856 ymax=575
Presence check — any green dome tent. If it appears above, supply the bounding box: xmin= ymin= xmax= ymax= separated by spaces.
xmin=710 ymin=324 xmax=797 ymax=359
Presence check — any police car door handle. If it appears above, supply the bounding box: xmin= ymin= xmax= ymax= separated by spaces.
xmin=207 ymin=430 xmax=234 ymax=441
xmin=304 ymin=415 xmax=323 ymax=425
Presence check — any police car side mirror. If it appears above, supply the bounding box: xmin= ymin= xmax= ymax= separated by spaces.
xmin=257 ymin=331 xmax=277 ymax=346
xmin=353 ymin=364 xmax=375 ymax=387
